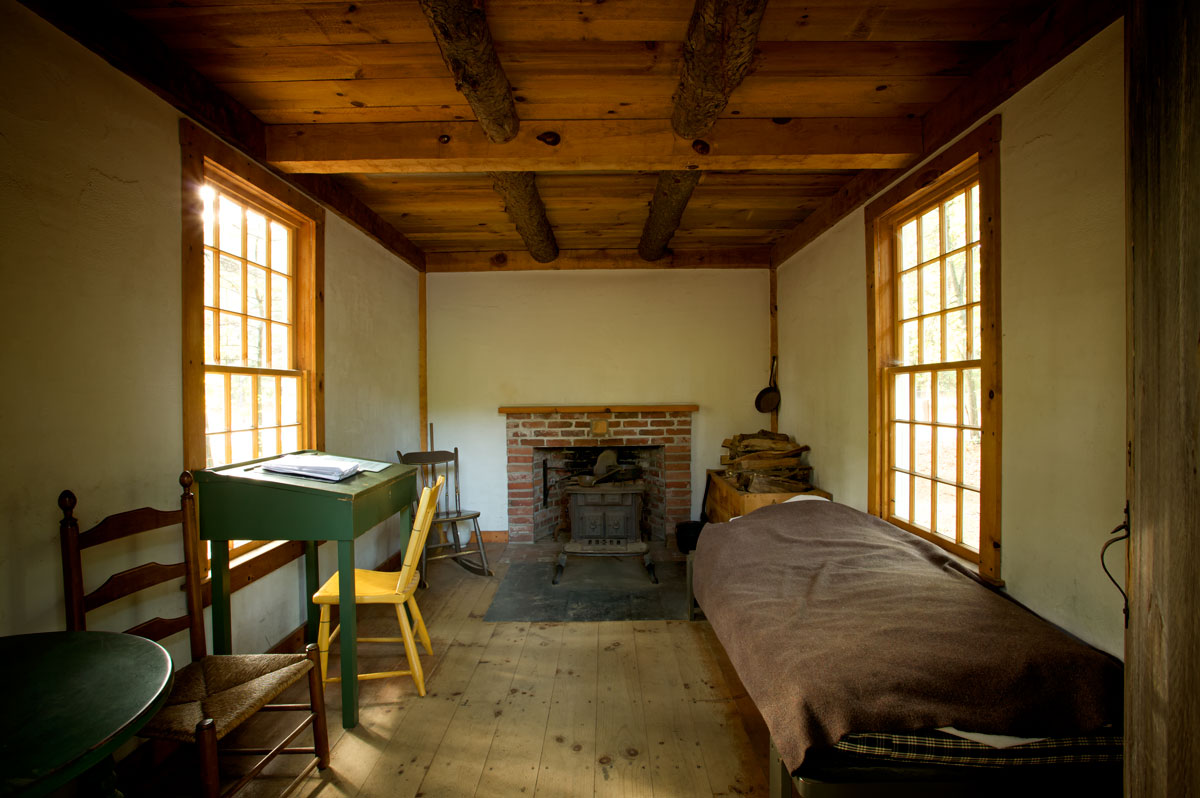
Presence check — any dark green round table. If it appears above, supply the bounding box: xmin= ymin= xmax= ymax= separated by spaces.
xmin=0 ymin=631 xmax=173 ymax=797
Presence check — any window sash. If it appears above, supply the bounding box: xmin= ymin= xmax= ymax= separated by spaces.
xmin=865 ymin=117 xmax=1002 ymax=583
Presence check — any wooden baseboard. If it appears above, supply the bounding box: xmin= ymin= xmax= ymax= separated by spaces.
xmin=482 ymin=530 xmax=508 ymax=543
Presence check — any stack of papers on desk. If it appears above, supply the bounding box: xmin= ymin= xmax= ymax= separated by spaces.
xmin=262 ymin=454 xmax=361 ymax=482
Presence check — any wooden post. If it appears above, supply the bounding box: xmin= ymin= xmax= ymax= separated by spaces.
xmin=671 ymin=0 xmax=769 ymax=139
xmin=489 ymin=171 xmax=559 ymax=263
xmin=638 ymin=170 xmax=702 ymax=261
xmin=418 ymin=0 xmax=518 ymax=143
xmin=1126 ymin=1 xmax=1200 ymax=795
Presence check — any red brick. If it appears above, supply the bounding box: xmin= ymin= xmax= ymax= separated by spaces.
xmin=523 ymin=438 xmax=547 ymax=447
xmin=548 ymin=421 xmax=574 ymax=429
xmin=508 ymin=446 xmax=533 ymax=456
xmin=521 ymin=420 xmax=547 ymax=429
xmin=650 ymin=420 xmax=673 ymax=427
xmin=505 ymin=413 xmax=531 ymax=420
xmin=667 ymin=481 xmax=690 ymax=489
xmin=641 ymin=412 xmax=666 ymax=419
xmin=508 ymin=454 xmax=533 ymax=464
xmin=587 ymin=412 xmax=613 ymax=419
xmin=572 ymin=439 xmax=598 ymax=446
xmin=574 ymin=421 xmax=591 ymax=428
xmin=666 ymin=445 xmax=689 ymax=454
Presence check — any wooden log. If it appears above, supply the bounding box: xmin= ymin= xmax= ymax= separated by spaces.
xmin=746 ymin=474 xmax=813 ymax=495
xmin=638 ymin=170 xmax=702 ymax=261
xmin=723 ymin=457 xmax=808 ymax=472
xmin=488 ymin=171 xmax=559 ymax=263
xmin=671 ymin=0 xmax=769 ymax=139
xmin=418 ymin=0 xmax=518 ymax=144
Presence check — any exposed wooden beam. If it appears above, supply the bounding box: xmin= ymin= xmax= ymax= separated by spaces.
xmin=672 ymin=0 xmax=769 ymax=139
xmin=770 ymin=0 xmax=1124 ymax=267
xmin=488 ymin=172 xmax=558 ymax=263
xmin=18 ymin=0 xmax=426 ymax=271
xmin=290 ymin=175 xmax=426 ymax=270
xmin=418 ymin=0 xmax=518 ymax=144
xmin=638 ymin=171 xmax=703 ymax=261
xmin=426 ymin=248 xmax=771 ymax=272
xmin=265 ymin=118 xmax=923 ymax=174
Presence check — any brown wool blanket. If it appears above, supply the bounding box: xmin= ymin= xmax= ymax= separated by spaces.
xmin=692 ymin=500 xmax=1123 ymax=774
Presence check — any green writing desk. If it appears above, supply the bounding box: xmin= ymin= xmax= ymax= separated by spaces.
xmin=194 ymin=453 xmax=418 ymax=728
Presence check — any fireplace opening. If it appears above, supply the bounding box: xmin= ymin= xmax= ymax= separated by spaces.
xmin=533 ymin=446 xmax=666 ymax=542
xmin=502 ymin=406 xmax=695 ymax=544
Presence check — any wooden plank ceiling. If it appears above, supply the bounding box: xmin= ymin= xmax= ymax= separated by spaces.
xmin=105 ymin=0 xmax=1050 ymax=269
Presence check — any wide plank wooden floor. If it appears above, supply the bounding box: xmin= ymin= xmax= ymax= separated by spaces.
xmin=127 ymin=543 xmax=769 ymax=798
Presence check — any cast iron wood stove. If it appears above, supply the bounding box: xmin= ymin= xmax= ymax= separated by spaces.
xmin=553 ymin=482 xmax=657 ymax=585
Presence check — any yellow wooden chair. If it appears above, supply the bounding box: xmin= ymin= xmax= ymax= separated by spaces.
xmin=313 ymin=475 xmax=444 ymax=696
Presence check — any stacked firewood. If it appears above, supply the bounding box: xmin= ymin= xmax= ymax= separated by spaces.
xmin=720 ymin=430 xmax=813 ymax=493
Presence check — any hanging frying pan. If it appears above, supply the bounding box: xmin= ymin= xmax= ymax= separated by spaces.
xmin=755 ymin=356 xmax=781 ymax=413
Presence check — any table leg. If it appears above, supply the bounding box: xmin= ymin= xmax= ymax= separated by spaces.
xmin=337 ymin=539 xmax=358 ymax=729
xmin=210 ymin=542 xmax=232 ymax=654
xmin=304 ymin=541 xmax=319 ymax=645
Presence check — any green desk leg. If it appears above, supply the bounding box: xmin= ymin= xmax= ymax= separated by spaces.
xmin=211 ymin=542 xmax=232 ymax=654
xmin=337 ymin=539 xmax=358 ymax=729
xmin=304 ymin=541 xmax=319 ymax=645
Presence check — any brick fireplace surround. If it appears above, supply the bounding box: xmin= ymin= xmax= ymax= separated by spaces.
xmin=501 ymin=405 xmax=697 ymax=543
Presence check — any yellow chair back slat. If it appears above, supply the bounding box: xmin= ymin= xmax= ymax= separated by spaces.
xmin=395 ymin=476 xmax=444 ymax=594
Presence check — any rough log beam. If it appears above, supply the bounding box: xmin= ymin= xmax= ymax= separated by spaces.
xmin=488 ymin=172 xmax=558 ymax=263
xmin=638 ymin=170 xmax=702 ymax=261
xmin=673 ymin=0 xmax=769 ymax=139
xmin=418 ymin=0 xmax=559 ymax=261
xmin=265 ymin=118 xmax=923 ymax=174
xmin=418 ymin=0 xmax=518 ymax=143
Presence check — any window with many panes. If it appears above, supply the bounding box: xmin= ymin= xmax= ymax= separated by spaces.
xmin=200 ymin=181 xmax=304 ymax=467
xmin=888 ymin=174 xmax=983 ymax=551
xmin=182 ymin=120 xmax=324 ymax=566
xmin=866 ymin=119 xmax=1001 ymax=582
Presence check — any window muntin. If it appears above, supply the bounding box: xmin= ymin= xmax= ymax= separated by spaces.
xmin=885 ymin=178 xmax=983 ymax=553
xmin=199 ymin=183 xmax=305 ymax=470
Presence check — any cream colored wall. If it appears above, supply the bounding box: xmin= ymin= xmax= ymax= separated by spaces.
xmin=775 ymin=22 xmax=1127 ymax=655
xmin=776 ymin=213 xmax=870 ymax=510
xmin=426 ymin=269 xmax=771 ymax=529
xmin=0 ymin=3 xmax=422 ymax=656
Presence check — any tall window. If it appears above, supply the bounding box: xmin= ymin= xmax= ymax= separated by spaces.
xmin=867 ymin=118 xmax=1001 ymax=582
xmin=200 ymin=180 xmax=303 ymax=467
xmin=181 ymin=120 xmax=324 ymax=563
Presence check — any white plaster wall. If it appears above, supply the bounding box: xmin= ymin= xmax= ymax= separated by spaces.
xmin=427 ymin=269 xmax=770 ymax=529
xmin=776 ymin=211 xmax=870 ymax=510
xmin=997 ymin=22 xmax=1126 ymax=656
xmin=322 ymin=213 xmax=422 ymax=572
xmin=775 ymin=22 xmax=1126 ymax=655
xmin=0 ymin=3 xmax=423 ymax=658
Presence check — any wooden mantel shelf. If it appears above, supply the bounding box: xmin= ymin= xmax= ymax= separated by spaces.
xmin=498 ymin=404 xmax=699 ymax=414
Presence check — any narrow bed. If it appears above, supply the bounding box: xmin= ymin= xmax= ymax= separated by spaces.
xmin=691 ymin=498 xmax=1123 ymax=797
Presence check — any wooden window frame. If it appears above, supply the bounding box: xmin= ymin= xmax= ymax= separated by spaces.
xmin=181 ymin=119 xmax=325 ymax=568
xmin=866 ymin=116 xmax=1003 ymax=584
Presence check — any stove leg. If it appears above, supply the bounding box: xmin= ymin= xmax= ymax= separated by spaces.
xmin=552 ymin=552 xmax=567 ymax=585
xmin=644 ymin=552 xmax=658 ymax=584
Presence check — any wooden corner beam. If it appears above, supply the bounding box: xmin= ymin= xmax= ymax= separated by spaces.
xmin=770 ymin=0 xmax=1124 ymax=267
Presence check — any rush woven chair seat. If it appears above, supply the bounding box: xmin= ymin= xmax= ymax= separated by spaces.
xmin=59 ymin=472 xmax=329 ymax=798
xmin=313 ymin=476 xmax=443 ymax=696
xmin=398 ymin=448 xmax=492 ymax=586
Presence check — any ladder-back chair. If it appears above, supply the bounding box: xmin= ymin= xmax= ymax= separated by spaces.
xmin=312 ymin=476 xmax=443 ymax=695
xmin=398 ymin=448 xmax=492 ymax=586
xmin=59 ymin=472 xmax=329 ymax=798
